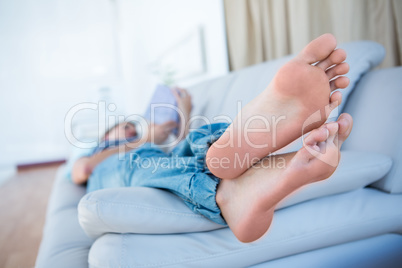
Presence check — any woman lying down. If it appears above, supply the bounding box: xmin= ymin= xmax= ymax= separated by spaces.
xmin=70 ymin=34 xmax=353 ymax=243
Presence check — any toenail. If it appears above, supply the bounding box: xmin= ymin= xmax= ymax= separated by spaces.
xmin=327 ymin=122 xmax=338 ymax=132
xmin=339 ymin=118 xmax=349 ymax=129
xmin=324 ymin=128 xmax=329 ymax=138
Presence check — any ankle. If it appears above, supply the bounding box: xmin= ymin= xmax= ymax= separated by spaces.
xmin=215 ymin=182 xmax=230 ymax=211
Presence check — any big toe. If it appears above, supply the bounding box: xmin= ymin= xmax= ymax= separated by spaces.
xmin=298 ymin=33 xmax=337 ymax=64
xmin=336 ymin=113 xmax=353 ymax=147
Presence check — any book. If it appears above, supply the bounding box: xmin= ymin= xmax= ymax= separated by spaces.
xmin=143 ymin=84 xmax=180 ymax=134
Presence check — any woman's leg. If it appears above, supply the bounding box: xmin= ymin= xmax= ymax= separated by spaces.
xmin=128 ymin=155 xmax=226 ymax=225
xmin=127 ymin=125 xmax=230 ymax=225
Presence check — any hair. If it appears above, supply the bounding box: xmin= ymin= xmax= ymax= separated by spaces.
xmin=102 ymin=121 xmax=135 ymax=141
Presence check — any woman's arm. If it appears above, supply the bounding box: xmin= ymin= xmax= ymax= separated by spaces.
xmin=71 ymin=137 xmax=149 ymax=185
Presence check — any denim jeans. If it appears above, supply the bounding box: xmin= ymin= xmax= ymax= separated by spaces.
xmin=87 ymin=123 xmax=230 ymax=225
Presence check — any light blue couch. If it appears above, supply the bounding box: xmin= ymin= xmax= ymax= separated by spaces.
xmin=36 ymin=41 xmax=402 ymax=267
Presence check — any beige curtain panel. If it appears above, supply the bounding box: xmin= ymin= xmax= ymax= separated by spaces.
xmin=224 ymin=0 xmax=402 ymax=70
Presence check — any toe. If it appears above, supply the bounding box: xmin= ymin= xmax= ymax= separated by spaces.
xmin=335 ymin=113 xmax=353 ymax=147
xmin=326 ymin=62 xmax=350 ymax=80
xmin=328 ymin=91 xmax=342 ymax=112
xmin=304 ymin=127 xmax=329 ymax=146
xmin=330 ymin=76 xmax=350 ymax=91
xmin=298 ymin=33 xmax=337 ymax=64
xmin=316 ymin=49 xmax=347 ymax=70
xmin=326 ymin=122 xmax=339 ymax=144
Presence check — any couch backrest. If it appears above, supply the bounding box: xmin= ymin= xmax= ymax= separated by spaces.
xmin=342 ymin=67 xmax=402 ymax=193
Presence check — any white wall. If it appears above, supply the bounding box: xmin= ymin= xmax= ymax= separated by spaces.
xmin=115 ymin=0 xmax=228 ymax=115
xmin=0 ymin=0 xmax=124 ymax=166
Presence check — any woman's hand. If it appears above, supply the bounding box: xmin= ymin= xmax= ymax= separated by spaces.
xmin=172 ymin=87 xmax=192 ymax=140
xmin=172 ymin=87 xmax=192 ymax=119
xmin=72 ymin=157 xmax=93 ymax=184
xmin=148 ymin=120 xmax=177 ymax=144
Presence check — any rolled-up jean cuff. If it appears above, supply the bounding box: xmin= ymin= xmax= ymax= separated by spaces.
xmin=189 ymin=123 xmax=230 ymax=173
xmin=185 ymin=173 xmax=227 ymax=226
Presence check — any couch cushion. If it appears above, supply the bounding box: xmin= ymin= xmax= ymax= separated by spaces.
xmin=79 ymin=186 xmax=224 ymax=239
xmin=87 ymin=188 xmax=402 ymax=268
xmin=78 ymin=151 xmax=391 ymax=238
xmin=343 ymin=67 xmax=402 ymax=194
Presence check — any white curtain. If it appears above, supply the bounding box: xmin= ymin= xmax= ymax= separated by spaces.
xmin=224 ymin=0 xmax=402 ymax=70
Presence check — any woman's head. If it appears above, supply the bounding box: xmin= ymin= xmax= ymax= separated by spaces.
xmin=103 ymin=122 xmax=137 ymax=141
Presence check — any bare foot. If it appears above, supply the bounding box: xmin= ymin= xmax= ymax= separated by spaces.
xmin=207 ymin=33 xmax=350 ymax=180
xmin=216 ymin=113 xmax=353 ymax=243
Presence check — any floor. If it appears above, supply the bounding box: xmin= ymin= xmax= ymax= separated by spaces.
xmin=0 ymin=165 xmax=60 ymax=268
